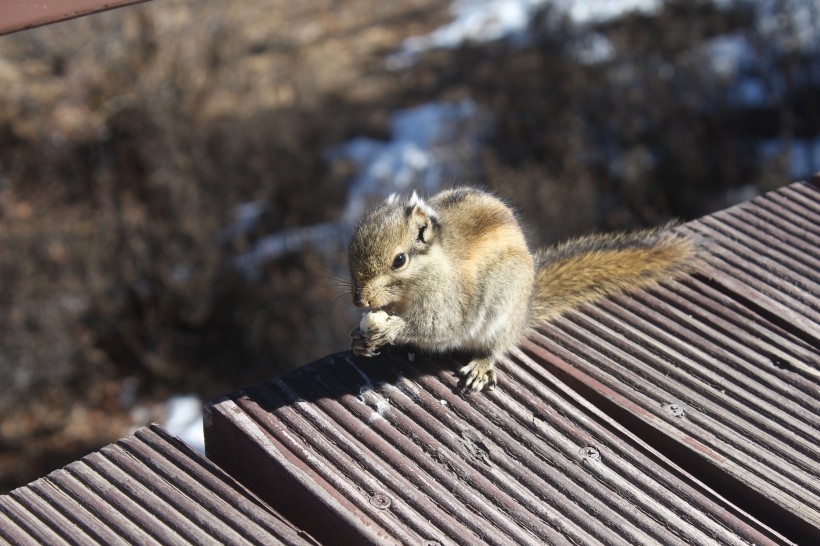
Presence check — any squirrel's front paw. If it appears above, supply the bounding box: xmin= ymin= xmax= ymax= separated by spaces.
xmin=459 ymin=358 xmax=497 ymax=393
xmin=350 ymin=312 xmax=402 ymax=357
xmin=350 ymin=327 xmax=376 ymax=356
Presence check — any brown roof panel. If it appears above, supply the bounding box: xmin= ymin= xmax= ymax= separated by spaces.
xmin=685 ymin=182 xmax=820 ymax=337
xmin=206 ymin=348 xmax=789 ymax=545
xmin=204 ymin=180 xmax=820 ymax=545
xmin=0 ymin=0 xmax=148 ymax=36
xmin=528 ymin=180 xmax=820 ymax=543
xmin=0 ymin=424 xmax=317 ymax=545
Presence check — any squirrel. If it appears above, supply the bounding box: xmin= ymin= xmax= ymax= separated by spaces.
xmin=348 ymin=187 xmax=697 ymax=393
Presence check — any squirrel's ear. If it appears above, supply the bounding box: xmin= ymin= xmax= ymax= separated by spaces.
xmin=407 ymin=191 xmax=436 ymax=243
xmin=408 ymin=191 xmax=435 ymax=217
xmin=409 ymin=191 xmax=431 ymax=210
xmin=409 ymin=204 xmax=435 ymax=244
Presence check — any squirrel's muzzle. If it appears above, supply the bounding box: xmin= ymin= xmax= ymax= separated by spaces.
xmin=353 ymin=288 xmax=367 ymax=307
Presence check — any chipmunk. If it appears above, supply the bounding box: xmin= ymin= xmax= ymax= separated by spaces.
xmin=348 ymin=188 xmax=696 ymax=392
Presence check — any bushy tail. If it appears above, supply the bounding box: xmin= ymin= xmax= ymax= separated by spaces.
xmin=531 ymin=224 xmax=697 ymax=324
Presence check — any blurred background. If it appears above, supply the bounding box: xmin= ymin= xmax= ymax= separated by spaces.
xmin=0 ymin=0 xmax=818 ymax=492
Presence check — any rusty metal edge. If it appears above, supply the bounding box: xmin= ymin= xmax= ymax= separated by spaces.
xmin=0 ymin=0 xmax=150 ymax=36
xmin=204 ymin=396 xmax=391 ymax=546
xmin=135 ymin=424 xmax=319 ymax=544
xmin=0 ymin=424 xmax=320 ymax=545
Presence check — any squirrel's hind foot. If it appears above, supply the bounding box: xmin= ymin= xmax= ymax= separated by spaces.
xmin=459 ymin=358 xmax=497 ymax=393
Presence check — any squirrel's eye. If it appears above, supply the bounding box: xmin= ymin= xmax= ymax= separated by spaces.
xmin=392 ymin=253 xmax=407 ymax=269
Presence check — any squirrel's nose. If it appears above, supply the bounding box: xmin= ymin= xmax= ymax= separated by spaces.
xmin=353 ymin=289 xmax=367 ymax=307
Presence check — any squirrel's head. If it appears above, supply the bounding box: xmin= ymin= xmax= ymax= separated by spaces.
xmin=348 ymin=191 xmax=438 ymax=313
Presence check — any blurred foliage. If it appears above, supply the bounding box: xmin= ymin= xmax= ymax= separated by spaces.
xmin=0 ymin=0 xmax=818 ymax=490
xmin=406 ymin=0 xmax=817 ymax=243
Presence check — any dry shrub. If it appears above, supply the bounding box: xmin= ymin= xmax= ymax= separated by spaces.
xmin=0 ymin=0 xmax=456 ymax=490
xmin=407 ymin=1 xmax=817 ymax=243
xmin=1 ymin=0 xmax=818 ymax=491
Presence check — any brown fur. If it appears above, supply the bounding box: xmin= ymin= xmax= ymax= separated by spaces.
xmin=348 ymin=188 xmax=697 ymax=392
xmin=531 ymin=225 xmax=696 ymax=322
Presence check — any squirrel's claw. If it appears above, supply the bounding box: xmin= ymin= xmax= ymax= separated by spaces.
xmin=459 ymin=359 xmax=497 ymax=393
xmin=349 ymin=327 xmax=372 ymax=356
xmin=350 ymin=327 xmax=380 ymax=356
xmin=351 ymin=316 xmax=402 ymax=357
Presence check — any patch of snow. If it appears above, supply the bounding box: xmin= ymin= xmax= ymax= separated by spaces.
xmin=570 ymin=32 xmax=615 ymax=64
xmin=389 ymin=0 xmax=663 ymax=67
xmin=730 ymin=77 xmax=768 ymax=107
xmin=700 ymin=0 xmax=820 ymax=109
xmin=758 ymin=137 xmax=820 ymax=181
xmin=331 ymin=99 xmax=479 ymax=223
xmin=222 ymin=200 xmax=267 ymax=242
xmin=162 ymin=395 xmax=205 ymax=453
xmin=790 ymin=138 xmax=820 ymax=179
xmin=388 ymin=0 xmax=539 ymax=68
xmin=234 ymin=222 xmax=342 ymax=275
xmin=233 ymin=99 xmax=480 ymax=275
xmin=233 ymin=0 xmax=820 ymax=277
xmin=754 ymin=0 xmax=820 ymax=54
xmin=700 ymin=33 xmax=771 ymax=107
xmin=704 ymin=34 xmax=756 ymax=77
xmin=555 ymin=0 xmax=661 ymax=25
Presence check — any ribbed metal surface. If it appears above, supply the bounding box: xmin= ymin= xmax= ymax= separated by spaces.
xmin=206 ymin=348 xmax=788 ymax=545
xmin=203 ymin=181 xmax=820 ymax=545
xmin=527 ymin=180 xmax=820 ymax=544
xmin=0 ymin=424 xmax=316 ymax=545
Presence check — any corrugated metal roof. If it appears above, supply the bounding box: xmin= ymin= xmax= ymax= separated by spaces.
xmin=205 ymin=180 xmax=819 ymax=545
xmin=0 ymin=424 xmax=317 ymax=545
xmin=526 ymin=180 xmax=820 ymax=544
xmin=206 ymin=353 xmax=788 ymax=545
xmin=0 ymin=0 xmax=148 ymax=36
